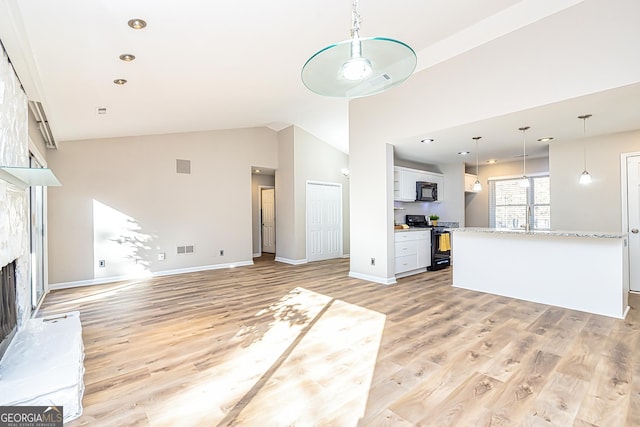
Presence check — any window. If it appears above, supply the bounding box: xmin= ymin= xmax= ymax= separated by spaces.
xmin=489 ymin=175 xmax=550 ymax=230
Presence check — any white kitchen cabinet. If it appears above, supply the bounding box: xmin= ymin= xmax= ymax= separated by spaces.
xmin=465 ymin=173 xmax=479 ymax=193
xmin=394 ymin=167 xmax=419 ymax=202
xmin=395 ymin=230 xmax=431 ymax=277
xmin=394 ymin=166 xmax=444 ymax=202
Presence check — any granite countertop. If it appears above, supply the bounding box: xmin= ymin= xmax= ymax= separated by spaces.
xmin=449 ymin=227 xmax=627 ymax=239
xmin=394 ymin=221 xmax=459 ymax=232
xmin=394 ymin=227 xmax=431 ymax=233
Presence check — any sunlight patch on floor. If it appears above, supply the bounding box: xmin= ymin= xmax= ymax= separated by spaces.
xmin=147 ymin=287 xmax=332 ymax=425
xmin=233 ymin=298 xmax=386 ymax=426
xmin=146 ymin=287 xmax=386 ymax=426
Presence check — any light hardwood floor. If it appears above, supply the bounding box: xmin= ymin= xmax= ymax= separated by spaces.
xmin=39 ymin=256 xmax=640 ymax=426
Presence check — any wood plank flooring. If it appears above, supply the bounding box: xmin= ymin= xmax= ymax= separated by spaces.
xmin=37 ymin=255 xmax=640 ymax=426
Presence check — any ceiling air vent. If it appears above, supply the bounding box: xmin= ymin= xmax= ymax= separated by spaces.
xmin=28 ymin=101 xmax=57 ymax=150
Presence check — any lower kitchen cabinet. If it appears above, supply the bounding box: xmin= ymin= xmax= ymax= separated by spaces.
xmin=395 ymin=230 xmax=431 ymax=277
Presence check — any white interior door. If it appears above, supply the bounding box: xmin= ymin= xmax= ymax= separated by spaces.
xmin=627 ymin=155 xmax=640 ymax=291
xmin=307 ymin=182 xmax=342 ymax=262
xmin=261 ymin=188 xmax=276 ymax=254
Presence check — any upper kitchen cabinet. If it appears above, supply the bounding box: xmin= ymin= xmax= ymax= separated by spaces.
xmin=394 ymin=167 xmax=418 ymax=201
xmin=394 ymin=166 xmax=444 ymax=202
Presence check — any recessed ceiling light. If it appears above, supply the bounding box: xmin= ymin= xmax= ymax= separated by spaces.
xmin=128 ymin=18 xmax=147 ymax=30
xmin=458 ymin=151 xmax=470 ymax=155
xmin=254 ymin=169 xmax=261 ymax=173
xmin=119 ymin=53 xmax=136 ymax=62
xmin=113 ymin=78 xmax=128 ymax=85
xmin=420 ymin=138 xmax=434 ymax=144
xmin=537 ymin=137 xmax=554 ymax=142
xmin=96 ymin=107 xmax=107 ymax=115
xmin=487 ymin=159 xmax=497 ymax=164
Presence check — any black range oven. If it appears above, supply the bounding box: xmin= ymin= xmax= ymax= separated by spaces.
xmin=405 ymin=215 xmax=451 ymax=271
xmin=428 ymin=226 xmax=451 ymax=271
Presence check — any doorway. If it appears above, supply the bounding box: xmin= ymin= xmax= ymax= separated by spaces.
xmin=261 ymin=187 xmax=276 ymax=254
xmin=623 ymin=152 xmax=640 ymax=292
xmin=306 ymin=182 xmax=343 ymax=262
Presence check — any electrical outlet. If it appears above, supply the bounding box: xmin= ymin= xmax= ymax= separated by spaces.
xmin=158 ymin=253 xmax=166 ymax=261
xmin=98 ymin=259 xmax=106 ymax=268
xmin=370 ymin=258 xmax=375 ymax=266
xmin=219 ymin=249 xmax=224 ymax=256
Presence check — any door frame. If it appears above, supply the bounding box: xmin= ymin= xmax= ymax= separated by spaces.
xmin=28 ymin=138 xmax=49 ymax=315
xmin=305 ymin=180 xmax=343 ymax=262
xmin=257 ymin=185 xmax=275 ymax=257
xmin=621 ymin=151 xmax=640 ymax=293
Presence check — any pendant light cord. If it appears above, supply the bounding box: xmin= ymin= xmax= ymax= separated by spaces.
xmin=582 ymin=116 xmax=587 ymax=170
xmin=350 ymin=0 xmax=362 ymax=39
xmin=578 ymin=114 xmax=592 ymax=171
xmin=473 ymin=136 xmax=481 ymax=176
xmin=519 ymin=126 xmax=529 ymax=177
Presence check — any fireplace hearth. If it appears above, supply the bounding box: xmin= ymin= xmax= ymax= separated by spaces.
xmin=0 ymin=260 xmax=17 ymax=361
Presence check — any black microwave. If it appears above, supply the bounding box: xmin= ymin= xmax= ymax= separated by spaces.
xmin=416 ymin=181 xmax=438 ymax=202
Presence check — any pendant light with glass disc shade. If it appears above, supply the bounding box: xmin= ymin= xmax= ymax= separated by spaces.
xmin=519 ymin=126 xmax=531 ymax=188
xmin=578 ymin=114 xmax=593 ymax=185
xmin=301 ymin=0 xmax=417 ymax=98
xmin=472 ymin=136 xmax=482 ymax=192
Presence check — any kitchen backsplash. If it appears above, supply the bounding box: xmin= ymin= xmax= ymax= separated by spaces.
xmin=394 ymin=201 xmax=445 ymax=225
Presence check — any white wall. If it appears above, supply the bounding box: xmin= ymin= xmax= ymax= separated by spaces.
xmin=275 ymin=125 xmax=350 ymax=263
xmin=465 ymin=157 xmax=549 ymax=227
xmin=275 ymin=127 xmax=296 ymax=261
xmin=550 ymin=129 xmax=640 ymax=231
xmin=46 ymin=127 xmax=278 ymax=285
xmin=294 ymin=127 xmax=350 ymax=259
xmin=350 ymin=0 xmax=640 ymax=282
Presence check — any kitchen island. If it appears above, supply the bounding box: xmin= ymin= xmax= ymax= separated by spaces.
xmin=450 ymin=227 xmax=629 ymax=319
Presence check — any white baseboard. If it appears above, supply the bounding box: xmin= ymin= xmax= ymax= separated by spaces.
xmin=341 ymin=254 xmax=350 ymax=258
xmin=274 ymin=257 xmax=307 ymax=265
xmin=253 ymin=253 xmax=261 ymax=258
xmin=49 ymin=260 xmax=255 ymax=290
xmin=348 ymin=271 xmax=397 ymax=285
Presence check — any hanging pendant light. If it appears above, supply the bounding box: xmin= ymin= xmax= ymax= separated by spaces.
xmin=301 ymin=0 xmax=417 ymax=98
xmin=578 ymin=114 xmax=593 ymax=185
xmin=519 ymin=126 xmax=530 ymax=188
xmin=472 ymin=136 xmax=482 ymax=192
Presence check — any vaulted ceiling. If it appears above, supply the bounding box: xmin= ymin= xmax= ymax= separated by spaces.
xmin=1 ymin=0 xmax=638 ymax=165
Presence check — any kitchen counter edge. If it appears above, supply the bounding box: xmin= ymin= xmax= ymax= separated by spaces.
xmin=449 ymin=227 xmax=627 ymax=239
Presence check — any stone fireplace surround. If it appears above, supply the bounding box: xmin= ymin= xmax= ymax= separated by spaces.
xmin=0 ymin=48 xmax=85 ymax=422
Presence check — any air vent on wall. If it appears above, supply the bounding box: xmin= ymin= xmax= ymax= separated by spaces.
xmin=28 ymin=101 xmax=57 ymax=149
xmin=176 ymin=159 xmax=191 ymax=174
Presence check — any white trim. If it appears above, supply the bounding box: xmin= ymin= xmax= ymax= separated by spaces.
xmin=341 ymin=254 xmax=350 ymax=258
xmin=487 ymin=171 xmax=548 ymax=181
xmin=49 ymin=260 xmax=254 ymax=290
xmin=395 ymin=268 xmax=428 ymax=279
xmin=274 ymin=257 xmax=307 ymax=265
xmin=28 ymin=137 xmax=47 ymax=167
xmin=253 ymin=253 xmax=261 ymax=258
xmin=348 ymin=271 xmax=397 ymax=285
